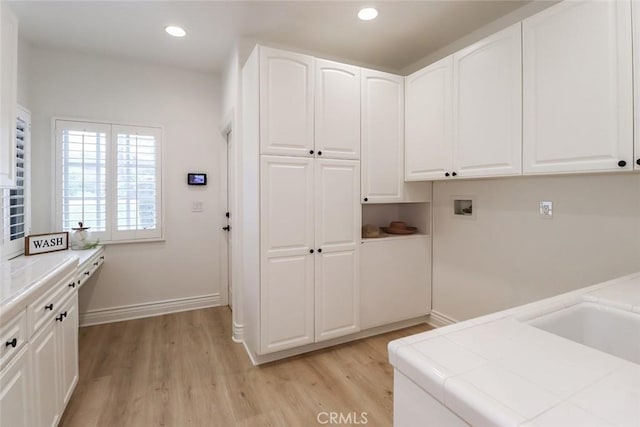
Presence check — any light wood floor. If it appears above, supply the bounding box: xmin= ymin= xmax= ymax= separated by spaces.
xmin=59 ymin=307 xmax=430 ymax=427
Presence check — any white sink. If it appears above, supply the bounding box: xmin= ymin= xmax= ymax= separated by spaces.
xmin=528 ymin=302 xmax=640 ymax=364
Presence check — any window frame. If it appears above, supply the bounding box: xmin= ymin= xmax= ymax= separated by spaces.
xmin=1 ymin=105 xmax=31 ymax=260
xmin=53 ymin=117 xmax=165 ymax=244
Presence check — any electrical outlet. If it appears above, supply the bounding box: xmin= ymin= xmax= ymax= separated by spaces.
xmin=540 ymin=201 xmax=553 ymax=218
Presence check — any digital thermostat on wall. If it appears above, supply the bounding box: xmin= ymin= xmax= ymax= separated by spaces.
xmin=187 ymin=173 xmax=207 ymax=186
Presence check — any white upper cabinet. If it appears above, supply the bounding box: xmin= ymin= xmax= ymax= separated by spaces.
xmin=405 ymin=56 xmax=453 ymax=181
xmin=315 ymin=59 xmax=360 ymax=159
xmin=633 ymin=2 xmax=640 ymax=170
xmin=522 ymin=1 xmax=633 ymax=175
xmin=314 ymin=159 xmax=360 ymax=342
xmin=453 ymin=23 xmax=522 ymax=178
xmin=0 ymin=3 xmax=18 ymax=188
xmin=361 ymin=69 xmax=405 ymax=203
xmin=259 ymin=47 xmax=314 ymax=157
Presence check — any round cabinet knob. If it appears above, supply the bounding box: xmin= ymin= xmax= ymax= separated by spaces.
xmin=618 ymin=160 xmax=627 ymax=168
xmin=452 ymin=172 xmax=457 ymax=177
xmin=363 ymin=197 xmax=368 ymax=202
xmin=636 ymin=159 xmax=640 ymax=166
xmin=309 ymin=150 xmax=314 ymax=155
xmin=317 ymin=248 xmax=322 ymax=253
xmin=5 ymin=338 xmax=17 ymax=348
xmin=69 ymin=282 xmax=76 ymax=288
xmin=309 ymin=249 xmax=314 ymax=254
xmin=317 ymin=151 xmax=322 ymax=156
xmin=445 ymin=172 xmax=450 ymax=177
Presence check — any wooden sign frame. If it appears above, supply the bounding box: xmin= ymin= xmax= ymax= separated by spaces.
xmin=25 ymin=232 xmax=69 ymax=256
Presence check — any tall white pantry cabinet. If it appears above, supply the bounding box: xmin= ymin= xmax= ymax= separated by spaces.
xmin=242 ymin=46 xmax=362 ymax=358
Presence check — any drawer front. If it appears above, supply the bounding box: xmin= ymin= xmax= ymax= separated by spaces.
xmin=77 ymin=249 xmax=104 ymax=287
xmin=27 ymin=270 xmax=75 ymax=337
xmin=0 ymin=309 xmax=27 ymax=371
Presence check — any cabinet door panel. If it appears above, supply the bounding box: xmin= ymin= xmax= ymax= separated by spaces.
xmin=58 ymin=293 xmax=78 ymax=408
xmin=0 ymin=346 xmax=31 ymax=427
xmin=523 ymin=1 xmax=632 ymax=174
xmin=315 ymin=159 xmax=360 ymax=252
xmin=361 ymin=70 xmax=404 ymax=202
xmin=405 ymin=56 xmax=453 ymax=181
xmin=260 ymin=255 xmax=314 ymax=353
xmin=315 ymin=59 xmax=360 ymax=159
xmin=31 ymin=322 xmax=59 ymax=427
xmin=259 ymin=47 xmax=314 ymax=157
xmin=260 ymin=156 xmax=314 ymax=258
xmin=361 ymin=236 xmax=431 ymax=329
xmin=453 ymin=23 xmax=522 ymax=178
xmin=315 ymin=250 xmax=359 ymax=341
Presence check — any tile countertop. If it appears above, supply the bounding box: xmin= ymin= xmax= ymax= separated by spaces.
xmin=389 ymin=272 xmax=640 ymax=427
xmin=0 ymin=248 xmax=102 ymax=322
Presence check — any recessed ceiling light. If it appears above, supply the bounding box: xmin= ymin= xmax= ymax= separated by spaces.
xmin=358 ymin=7 xmax=378 ymax=21
xmin=165 ymin=26 xmax=186 ymax=38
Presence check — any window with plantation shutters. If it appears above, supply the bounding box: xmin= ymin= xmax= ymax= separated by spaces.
xmin=55 ymin=119 xmax=163 ymax=243
xmin=1 ymin=106 xmax=30 ymax=259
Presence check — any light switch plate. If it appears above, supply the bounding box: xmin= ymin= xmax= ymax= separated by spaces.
xmin=540 ymin=201 xmax=553 ymax=218
xmin=192 ymin=201 xmax=203 ymax=212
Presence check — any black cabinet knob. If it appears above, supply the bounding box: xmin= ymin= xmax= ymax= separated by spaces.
xmin=222 ymin=225 xmax=231 ymax=231
xmin=317 ymin=151 xmax=322 ymax=156
xmin=84 ymin=271 xmax=90 ymax=276
xmin=69 ymin=282 xmax=76 ymax=288
xmin=309 ymin=150 xmax=314 ymax=155
xmin=363 ymin=197 xmax=368 ymax=202
xmin=93 ymin=261 xmax=99 ymax=266
xmin=62 ymin=311 xmax=68 ymax=318
xmin=317 ymin=248 xmax=322 ymax=253
xmin=100 ymin=256 xmax=105 ymax=260
xmin=636 ymin=159 xmax=640 ymax=166
xmin=445 ymin=172 xmax=450 ymax=177
xmin=618 ymin=160 xmax=627 ymax=168
xmin=5 ymin=338 xmax=17 ymax=348
xmin=56 ymin=315 xmax=64 ymax=322
xmin=45 ymin=304 xmax=53 ymax=311
xmin=452 ymin=172 xmax=457 ymax=177
xmin=309 ymin=249 xmax=314 ymax=254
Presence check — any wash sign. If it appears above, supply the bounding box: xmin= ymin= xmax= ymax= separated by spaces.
xmin=25 ymin=232 xmax=69 ymax=255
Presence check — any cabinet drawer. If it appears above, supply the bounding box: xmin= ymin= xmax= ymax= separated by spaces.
xmin=77 ymin=250 xmax=104 ymax=287
xmin=0 ymin=309 xmax=27 ymax=371
xmin=27 ymin=270 xmax=75 ymax=337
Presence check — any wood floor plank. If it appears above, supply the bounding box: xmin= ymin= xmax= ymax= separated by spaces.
xmin=60 ymin=307 xmax=430 ymax=427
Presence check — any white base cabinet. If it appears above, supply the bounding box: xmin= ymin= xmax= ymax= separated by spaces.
xmin=0 ymin=346 xmax=32 ymax=427
xmin=31 ymin=321 xmax=60 ymax=427
xmin=360 ymin=235 xmax=431 ymax=330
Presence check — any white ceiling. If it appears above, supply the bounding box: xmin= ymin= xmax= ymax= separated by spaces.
xmin=8 ymin=1 xmax=530 ymax=74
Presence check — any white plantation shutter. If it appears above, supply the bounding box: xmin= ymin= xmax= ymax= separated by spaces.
xmin=2 ymin=106 xmax=30 ymax=259
xmin=55 ymin=119 xmax=163 ymax=243
xmin=57 ymin=121 xmax=109 ymax=241
xmin=113 ymin=125 xmax=162 ymax=240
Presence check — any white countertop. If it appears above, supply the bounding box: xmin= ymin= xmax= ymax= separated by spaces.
xmin=389 ymin=273 xmax=640 ymax=427
xmin=0 ymin=248 xmax=102 ymax=322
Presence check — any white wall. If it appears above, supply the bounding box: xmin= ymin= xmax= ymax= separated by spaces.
xmin=17 ymin=38 xmax=31 ymax=107
xmin=27 ymin=46 xmax=226 ymax=317
xmin=432 ymin=174 xmax=640 ymax=321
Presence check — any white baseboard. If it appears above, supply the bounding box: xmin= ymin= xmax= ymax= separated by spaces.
xmin=427 ymin=310 xmax=458 ymax=328
xmin=79 ymin=294 xmax=221 ymax=327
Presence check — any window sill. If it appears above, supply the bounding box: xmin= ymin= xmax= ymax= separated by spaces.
xmin=99 ymin=237 xmax=166 ymax=246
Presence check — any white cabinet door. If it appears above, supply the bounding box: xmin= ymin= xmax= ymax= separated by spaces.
xmin=57 ymin=293 xmax=78 ymax=408
xmin=361 ymin=69 xmax=404 ymax=203
xmin=315 ymin=59 xmax=360 ymax=160
xmin=523 ymin=1 xmax=633 ymax=174
xmin=0 ymin=346 xmax=31 ymax=427
xmin=315 ymin=159 xmax=360 ymax=341
xmin=0 ymin=3 xmax=18 ymax=188
xmin=260 ymin=156 xmax=315 ymax=353
xmin=259 ymin=47 xmax=314 ymax=157
xmin=360 ymin=236 xmax=431 ymax=329
xmin=453 ymin=23 xmax=522 ymax=178
xmin=31 ymin=322 xmax=59 ymax=427
xmin=633 ymin=2 xmax=640 ymax=170
xmin=405 ymin=56 xmax=453 ymax=181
